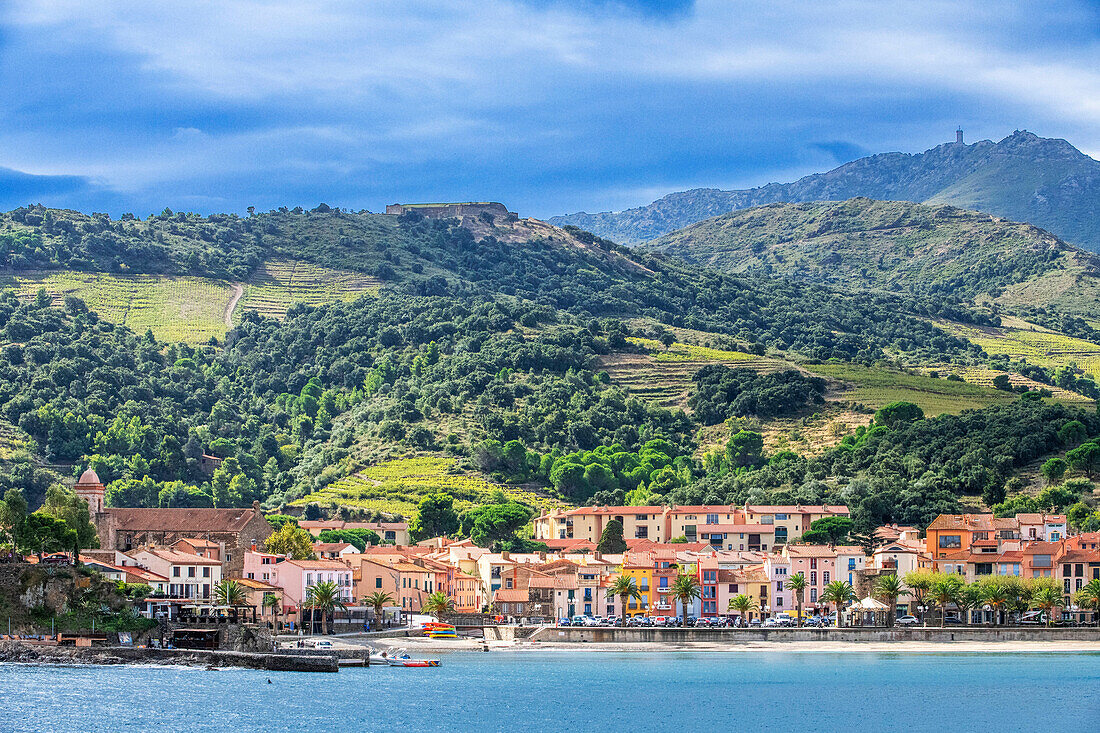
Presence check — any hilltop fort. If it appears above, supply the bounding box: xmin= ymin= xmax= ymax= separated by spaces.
xmin=385 ymin=201 xmax=514 ymax=219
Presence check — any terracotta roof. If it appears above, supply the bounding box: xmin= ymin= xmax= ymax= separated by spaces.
xmin=285 ymin=559 xmax=352 ymax=571
xmin=699 ymin=524 xmax=768 ymax=534
xmin=124 ymin=566 xmax=169 ymax=582
xmin=528 ymin=575 xmax=579 ymax=590
xmin=230 ymin=577 xmax=281 ymax=590
xmin=106 ymin=507 xmax=264 ymax=533
xmin=313 ymin=542 xmax=357 ymax=553
xmin=175 ymin=538 xmax=219 ymax=549
xmin=132 ymin=548 xmax=221 ymax=565
xmin=76 ymin=468 xmax=101 ymax=486
xmin=1016 ymin=513 xmax=1066 ymax=524
xmin=927 ymin=514 xmax=996 ymax=531
xmin=745 ymin=505 xmax=849 ymax=514
xmin=299 ymin=520 xmax=409 ymax=531
xmin=493 ymin=589 xmax=530 ymax=603
xmin=786 ymin=545 xmax=839 ymax=558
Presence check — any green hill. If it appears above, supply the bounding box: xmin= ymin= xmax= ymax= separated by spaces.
xmin=1 ymin=203 xmax=1097 ymax=535
xmin=551 ymin=131 xmax=1100 ymax=251
xmin=645 ymin=198 xmax=1100 ymax=323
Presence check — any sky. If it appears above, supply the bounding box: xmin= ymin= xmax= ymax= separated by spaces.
xmin=1 ymin=0 xmax=1098 ymax=219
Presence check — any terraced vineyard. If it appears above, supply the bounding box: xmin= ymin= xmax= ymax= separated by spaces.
xmin=938 ymin=319 xmax=1100 ymax=378
xmin=290 ymin=456 xmax=570 ymax=521
xmin=0 ymin=270 xmax=234 ymax=344
xmin=235 ymin=259 xmax=381 ymax=322
xmin=953 ymin=367 xmax=1093 ymax=404
xmin=806 ymin=363 xmax=1018 ymax=416
xmin=600 ymin=338 xmax=780 ymax=407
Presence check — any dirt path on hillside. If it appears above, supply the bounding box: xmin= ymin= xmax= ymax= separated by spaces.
xmin=224 ymin=283 xmax=244 ymax=326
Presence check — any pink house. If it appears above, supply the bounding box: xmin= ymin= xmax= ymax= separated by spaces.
xmin=243 ymin=550 xmax=352 ymax=614
xmin=783 ymin=545 xmax=837 ymax=613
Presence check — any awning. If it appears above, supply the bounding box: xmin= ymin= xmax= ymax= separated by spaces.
xmin=853 ymin=597 xmax=889 ymax=610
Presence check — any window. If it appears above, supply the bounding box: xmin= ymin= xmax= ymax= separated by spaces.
xmin=1077 ymin=564 xmax=1085 ymax=577
xmin=1065 ymin=579 xmax=1072 ymax=593
xmin=776 ymin=581 xmax=784 ymax=592
xmin=823 ymin=571 xmax=830 ymax=584
xmin=173 ymin=567 xmax=181 ymax=577
xmin=775 ymin=527 xmax=788 ymax=544
xmin=776 ymin=514 xmax=787 ymax=520
xmin=728 ymin=584 xmax=737 ymax=593
xmin=635 ymin=526 xmax=648 ymax=539
xmin=810 ymin=589 xmax=817 ymax=603
xmin=375 ymin=578 xmax=382 ymax=589
xmin=706 ymin=514 xmax=718 ymax=524
xmin=306 ymin=573 xmax=313 ymax=586
xmin=202 ymin=567 xmax=210 ymax=578
xmin=703 ymin=571 xmax=717 ymax=583
xmin=810 ymin=572 xmax=817 ymax=585
xmin=702 ymin=586 xmax=715 ymax=599
xmin=226 ymin=552 xmax=231 ymax=563
xmin=505 ymin=578 xmax=513 ymax=589
xmin=188 ymin=567 xmax=196 ymax=578
xmin=810 ymin=559 xmax=818 ymax=570
xmin=939 ymin=535 xmax=962 ymax=549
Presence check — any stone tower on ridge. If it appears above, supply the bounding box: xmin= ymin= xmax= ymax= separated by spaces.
xmin=956 ymin=128 xmax=964 ymax=144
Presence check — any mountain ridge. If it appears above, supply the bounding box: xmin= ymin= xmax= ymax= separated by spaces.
xmin=551 ymin=131 xmax=1100 ymax=251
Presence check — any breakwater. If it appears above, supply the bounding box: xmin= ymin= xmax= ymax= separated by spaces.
xmin=529 ymin=626 xmax=1100 ymax=644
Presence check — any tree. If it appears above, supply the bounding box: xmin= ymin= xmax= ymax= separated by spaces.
xmin=799 ymin=516 xmax=853 ymax=545
xmin=1066 ymin=443 xmax=1100 ymax=478
xmin=928 ymin=574 xmax=963 ymax=627
xmin=422 ymin=591 xmax=456 ymax=622
xmin=20 ymin=513 xmax=76 ymax=559
xmin=466 ymin=502 xmax=532 ymax=548
xmin=305 ymin=580 xmax=345 ymax=635
xmin=991 ymin=374 xmax=1012 ymax=391
xmin=954 ymin=583 xmax=983 ymax=626
xmin=820 ymin=581 xmax=857 ymax=627
xmin=728 ymin=593 xmax=758 ymax=622
xmin=214 ymin=579 xmax=247 ymax=607
xmin=596 ymin=519 xmax=628 ymax=554
xmin=874 ymin=401 xmax=924 ymax=428
xmin=872 ymin=573 xmax=908 ymax=627
xmin=671 ymin=572 xmax=701 ymax=621
xmin=608 ymin=575 xmax=642 ymax=624
xmin=1030 ymin=585 xmax=1062 ymax=627
xmin=0 ymin=488 xmax=28 ymax=551
xmin=262 ymin=592 xmax=282 ymax=629
xmin=1040 ymin=458 xmax=1067 ymax=485
xmin=1058 ymin=420 xmax=1088 ymax=446
xmin=1074 ymin=579 xmax=1100 ymax=626
xmin=364 ymin=591 xmax=395 ymax=626
xmin=40 ymin=484 xmax=99 ymax=555
xmin=263 ymin=522 xmax=316 ymax=560
xmin=725 ymin=430 xmax=765 ymax=469
xmin=903 ymin=571 xmax=934 ymax=626
xmin=410 ymin=493 xmax=459 ymax=541
xmin=787 ymin=572 xmax=807 ymax=627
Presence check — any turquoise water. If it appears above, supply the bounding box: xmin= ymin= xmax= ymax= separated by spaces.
xmin=3 ymin=651 xmax=1098 ymax=731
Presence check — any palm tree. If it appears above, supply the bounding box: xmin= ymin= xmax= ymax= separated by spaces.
xmin=981 ymin=579 xmax=1010 ymax=626
xmin=671 ymin=573 xmax=702 ymax=623
xmin=903 ymin=571 xmax=934 ymax=626
xmin=872 ymin=573 xmax=908 ymax=628
xmin=262 ymin=592 xmax=281 ymax=630
xmin=787 ymin=572 xmax=807 ymax=627
xmin=1074 ymin=579 xmax=1100 ymax=626
xmin=609 ymin=575 xmax=642 ymax=625
xmin=306 ymin=580 xmax=346 ymax=636
xmin=1030 ymin=585 xmax=1062 ymax=627
xmin=727 ymin=594 xmax=758 ymax=624
xmin=928 ymin=574 xmax=963 ymax=627
xmin=820 ymin=581 xmax=856 ymax=627
xmin=214 ymin=579 xmax=247 ymax=608
xmin=422 ymin=591 xmax=456 ymax=622
xmin=363 ymin=591 xmax=395 ymax=628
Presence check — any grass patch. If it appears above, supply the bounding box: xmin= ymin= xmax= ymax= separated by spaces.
xmin=938 ymin=319 xmax=1100 ymax=378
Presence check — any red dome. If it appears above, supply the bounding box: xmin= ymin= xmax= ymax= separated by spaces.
xmin=76 ymin=468 xmax=102 ymax=485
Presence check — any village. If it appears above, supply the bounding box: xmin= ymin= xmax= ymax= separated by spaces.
xmin=2 ymin=467 xmax=1097 ymax=658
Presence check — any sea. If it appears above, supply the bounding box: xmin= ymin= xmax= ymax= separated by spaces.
xmin=2 ymin=651 xmax=1098 ymax=731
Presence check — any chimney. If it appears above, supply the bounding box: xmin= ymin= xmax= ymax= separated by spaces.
xmin=501 ymin=551 xmax=510 ymax=561
xmin=252 ymin=500 xmax=261 ymax=512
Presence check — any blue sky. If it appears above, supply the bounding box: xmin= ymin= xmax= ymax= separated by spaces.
xmin=1 ymin=0 xmax=1098 ymax=218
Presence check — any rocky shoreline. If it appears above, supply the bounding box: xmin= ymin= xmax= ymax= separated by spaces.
xmin=0 ymin=642 xmax=338 ymax=672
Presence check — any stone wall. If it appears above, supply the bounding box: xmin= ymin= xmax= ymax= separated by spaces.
xmin=385 ymin=202 xmax=512 ymax=220
xmin=529 ymin=626 xmax=1100 ymax=644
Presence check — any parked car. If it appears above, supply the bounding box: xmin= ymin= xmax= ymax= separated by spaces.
xmin=572 ymin=615 xmax=586 ymax=626
xmin=313 ymin=640 xmax=333 ymax=649
xmin=749 ymin=618 xmax=762 ymax=627
xmin=558 ymin=618 xmax=571 ymax=627
xmin=653 ymin=616 xmax=667 ymax=626
xmin=896 ymin=615 xmax=920 ymax=626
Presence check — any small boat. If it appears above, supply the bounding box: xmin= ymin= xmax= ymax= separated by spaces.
xmin=388 ymin=658 xmax=441 ymax=667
